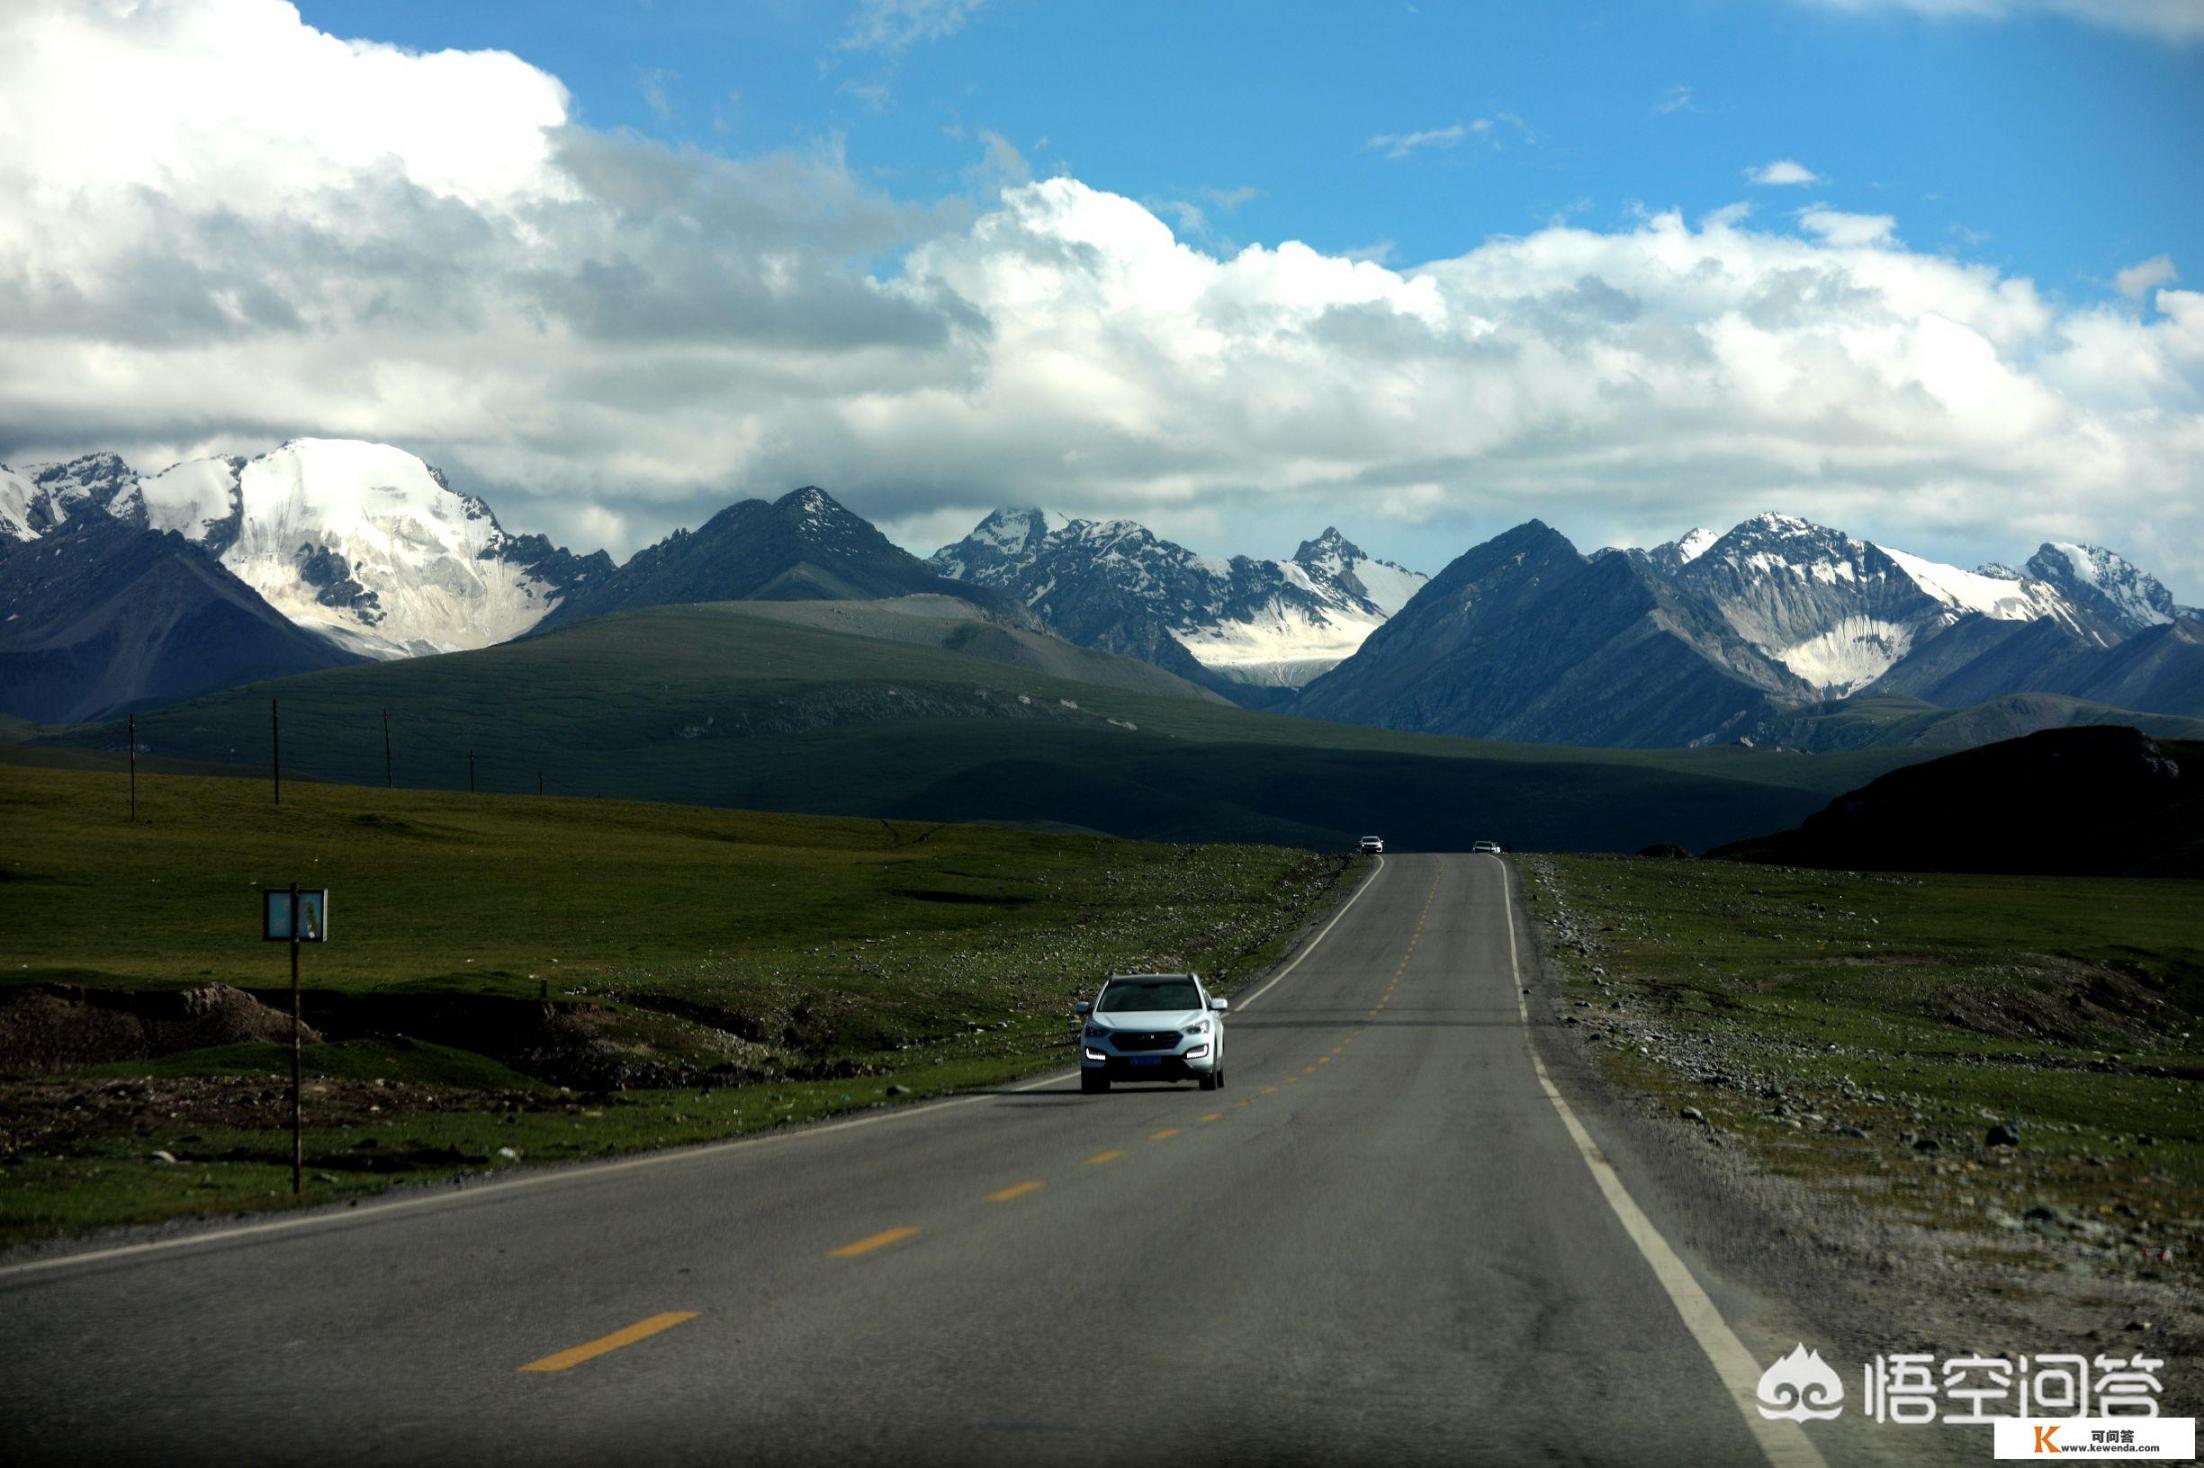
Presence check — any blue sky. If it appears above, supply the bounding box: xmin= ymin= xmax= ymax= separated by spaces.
xmin=7 ymin=0 xmax=2200 ymax=595
xmin=304 ymin=0 xmax=2198 ymax=305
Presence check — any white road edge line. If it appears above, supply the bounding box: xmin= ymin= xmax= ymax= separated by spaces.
xmin=0 ymin=854 xmax=1387 ymax=1282
xmin=1498 ymin=857 xmax=1830 ymax=1468
xmin=1231 ymin=852 xmax=1383 ymax=1012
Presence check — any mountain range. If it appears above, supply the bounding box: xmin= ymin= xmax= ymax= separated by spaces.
xmin=927 ymin=510 xmax=1424 ymax=693
xmin=3 ymin=436 xmax=2195 ymax=749
xmin=1297 ymin=513 xmax=2200 ymax=747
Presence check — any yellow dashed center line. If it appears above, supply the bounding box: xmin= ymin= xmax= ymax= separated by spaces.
xmin=987 ymin=1181 xmax=1044 ymax=1203
xmin=1087 ymin=1149 xmax=1124 ymax=1165
xmin=1261 ymin=1086 xmax=1279 ymax=1094
xmin=1200 ymin=1113 xmax=1222 ymax=1122
xmin=1149 ymin=1127 xmax=1181 ymax=1140
xmin=518 ymin=1312 xmax=698 ymax=1373
xmin=828 ymin=1227 xmax=918 ymax=1258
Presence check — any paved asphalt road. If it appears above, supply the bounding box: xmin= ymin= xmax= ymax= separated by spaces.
xmin=1 ymin=855 xmax=1884 ymax=1468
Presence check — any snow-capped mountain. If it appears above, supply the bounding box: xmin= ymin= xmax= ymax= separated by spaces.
xmin=1658 ymin=512 xmax=2080 ymax=698
xmin=928 ymin=512 xmax=1426 ymax=690
xmin=4 ymin=440 xmax=611 ymax=658
xmin=1298 ymin=511 xmax=2198 ymax=747
xmin=2021 ymin=542 xmax=2179 ymax=641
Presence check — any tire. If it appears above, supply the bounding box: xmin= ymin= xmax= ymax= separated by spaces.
xmin=1081 ymin=1070 xmax=1110 ymax=1094
xmin=1198 ymin=1068 xmax=1220 ymax=1092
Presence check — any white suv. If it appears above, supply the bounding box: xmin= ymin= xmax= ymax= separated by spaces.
xmin=1358 ymin=836 xmax=1385 ymax=854
xmin=1075 ymin=973 xmax=1228 ymax=1094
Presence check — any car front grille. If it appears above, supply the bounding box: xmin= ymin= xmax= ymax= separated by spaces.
xmin=1109 ymin=1031 xmax=1180 ymax=1052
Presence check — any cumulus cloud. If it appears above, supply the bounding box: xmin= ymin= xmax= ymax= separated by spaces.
xmin=2115 ymin=254 xmax=2179 ymax=300
xmin=1747 ymin=159 xmax=1822 ymax=186
xmin=1791 ymin=0 xmax=2204 ymax=42
xmin=4 ymin=0 xmax=2202 ymax=599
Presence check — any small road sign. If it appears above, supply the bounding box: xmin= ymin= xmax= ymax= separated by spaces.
xmin=263 ymin=889 xmax=329 ymax=942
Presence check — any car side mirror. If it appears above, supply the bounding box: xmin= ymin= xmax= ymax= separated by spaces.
xmin=1209 ymin=997 xmax=1228 ymax=1011
xmin=1073 ymin=1000 xmax=1092 ymax=1015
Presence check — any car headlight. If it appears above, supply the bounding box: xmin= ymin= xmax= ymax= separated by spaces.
xmin=1184 ymin=1043 xmax=1212 ymax=1060
xmin=1182 ymin=1021 xmax=1209 ymax=1037
xmin=1083 ymin=1024 xmax=1108 ymax=1042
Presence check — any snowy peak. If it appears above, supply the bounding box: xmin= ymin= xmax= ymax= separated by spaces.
xmin=1699 ymin=512 xmax=1869 ymax=574
xmin=2025 ymin=542 xmax=2176 ymax=637
xmin=207 ymin=438 xmax=585 ymax=658
xmin=0 ymin=453 xmax=139 ymax=539
xmin=927 ymin=510 xmax=1428 ymax=689
xmin=1292 ymin=527 xmax=1364 ymax=572
xmin=0 ymin=466 xmax=36 ymax=542
xmin=772 ymin=484 xmax=887 ymax=552
xmin=1644 ymin=527 xmax=1720 ymax=571
xmin=136 ymin=455 xmax=247 ymax=549
xmin=981 ymin=507 xmax=1061 ymax=554
xmin=1289 ymin=526 xmax=1425 ymax=618
xmin=1670 ymin=513 xmax=1996 ymax=696
xmin=1630 ymin=510 xmax=2172 ymax=696
xmin=4 ymin=438 xmax=602 ymax=661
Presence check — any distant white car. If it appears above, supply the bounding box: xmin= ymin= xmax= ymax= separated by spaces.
xmin=1075 ymin=973 xmax=1227 ymax=1094
xmin=1359 ymin=836 xmax=1385 ymax=854
xmin=1471 ymin=840 xmax=1503 ymax=854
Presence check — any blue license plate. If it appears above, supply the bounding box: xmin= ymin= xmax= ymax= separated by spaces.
xmin=1131 ymin=1057 xmax=1162 ymax=1067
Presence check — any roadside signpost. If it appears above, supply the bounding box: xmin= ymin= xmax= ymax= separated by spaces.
xmin=263 ymin=886 xmax=328 ymax=1194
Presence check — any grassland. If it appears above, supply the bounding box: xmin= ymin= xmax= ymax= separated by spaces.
xmin=0 ymin=763 xmax=1344 ymax=1244
xmin=1520 ymin=854 xmax=2204 ymax=1296
xmin=19 ymin=601 xmax=1932 ymax=853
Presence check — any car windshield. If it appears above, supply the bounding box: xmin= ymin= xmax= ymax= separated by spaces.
xmin=1097 ymin=977 xmax=1202 ymax=1013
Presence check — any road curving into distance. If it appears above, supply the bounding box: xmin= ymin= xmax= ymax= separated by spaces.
xmin=2 ymin=855 xmax=1911 ymax=1468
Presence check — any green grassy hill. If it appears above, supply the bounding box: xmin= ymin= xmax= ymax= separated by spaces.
xmin=29 ymin=601 xmax=1938 ymax=852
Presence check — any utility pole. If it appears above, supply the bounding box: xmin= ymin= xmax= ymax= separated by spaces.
xmin=127 ymin=712 xmax=137 ymax=823
xmin=537 ymin=769 xmax=544 ymax=797
xmin=289 ymin=882 xmax=302 ymax=1196
xmin=271 ymin=699 xmax=281 ymax=806
xmin=468 ymin=749 xmax=476 ymax=794
xmin=382 ymin=708 xmax=393 ymax=789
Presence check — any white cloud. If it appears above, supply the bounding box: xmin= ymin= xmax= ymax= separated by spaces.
xmin=1366 ymin=124 xmax=1467 ymax=159
xmin=2115 ymin=254 xmax=2178 ymax=300
xmin=1654 ymin=84 xmax=1698 ymax=114
xmin=1791 ymin=0 xmax=2204 ymax=42
xmin=837 ymin=0 xmax=987 ymax=52
xmin=1747 ymin=159 xmax=1822 ymax=186
xmin=4 ymin=0 xmax=2201 ymax=600
xmin=638 ymin=67 xmax=677 ymax=123
xmin=1797 ymin=207 xmax=1899 ymax=245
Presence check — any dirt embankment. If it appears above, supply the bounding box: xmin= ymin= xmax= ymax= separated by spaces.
xmin=0 ymin=982 xmax=791 ymax=1093
xmin=0 ymin=984 xmax=317 ymax=1074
